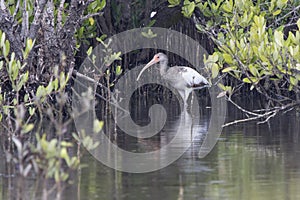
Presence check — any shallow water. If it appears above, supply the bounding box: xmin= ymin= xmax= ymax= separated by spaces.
xmin=1 ymin=92 xmax=300 ymax=200
xmin=67 ymin=93 xmax=300 ymax=200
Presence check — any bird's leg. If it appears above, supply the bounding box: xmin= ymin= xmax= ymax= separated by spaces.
xmin=183 ymin=90 xmax=190 ymax=111
xmin=183 ymin=101 xmax=188 ymax=110
xmin=178 ymin=90 xmax=186 ymax=111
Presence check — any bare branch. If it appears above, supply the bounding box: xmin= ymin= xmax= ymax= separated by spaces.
xmin=28 ymin=0 xmax=47 ymax=39
xmin=223 ymin=100 xmax=300 ymax=127
xmin=222 ymin=115 xmax=264 ymax=127
xmin=81 ymin=12 xmax=104 ymax=22
xmin=72 ymin=70 xmax=130 ymax=115
xmin=0 ymin=4 xmax=23 ymax=60
xmin=269 ymin=5 xmax=300 ymax=28
xmin=0 ymin=0 xmax=5 ymax=10
xmin=227 ymin=96 xmax=262 ymax=117
xmin=21 ymin=0 xmax=29 ymax=39
xmin=257 ymin=110 xmax=278 ymax=124
xmin=57 ymin=0 xmax=65 ymax=31
xmin=57 ymin=0 xmax=94 ymax=70
xmin=12 ymin=0 xmax=21 ymax=20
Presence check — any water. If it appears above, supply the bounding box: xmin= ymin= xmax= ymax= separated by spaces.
xmin=1 ymin=94 xmax=300 ymax=200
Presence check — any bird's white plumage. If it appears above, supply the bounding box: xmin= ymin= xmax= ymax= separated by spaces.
xmin=178 ymin=66 xmax=209 ymax=87
xmin=137 ymin=53 xmax=210 ymax=108
xmin=162 ymin=66 xmax=209 ymax=90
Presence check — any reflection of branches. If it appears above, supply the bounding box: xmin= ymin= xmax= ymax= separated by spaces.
xmin=223 ymin=96 xmax=300 ymax=127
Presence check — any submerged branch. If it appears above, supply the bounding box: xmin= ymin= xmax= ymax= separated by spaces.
xmin=223 ymin=97 xmax=300 ymax=127
xmin=227 ymin=97 xmax=263 ymax=117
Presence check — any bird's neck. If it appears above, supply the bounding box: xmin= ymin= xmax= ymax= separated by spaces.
xmin=160 ymin=60 xmax=168 ymax=76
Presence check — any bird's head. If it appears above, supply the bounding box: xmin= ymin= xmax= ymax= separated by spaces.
xmin=153 ymin=53 xmax=168 ymax=63
xmin=136 ymin=53 xmax=167 ymax=81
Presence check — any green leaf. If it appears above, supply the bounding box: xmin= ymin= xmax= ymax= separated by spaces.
xmin=182 ymin=1 xmax=195 ymax=18
xmin=223 ymin=53 xmax=233 ymax=64
xmin=141 ymin=29 xmax=157 ymax=38
xmin=61 ymin=141 xmax=73 ymax=147
xmin=269 ymin=0 xmax=276 ymax=11
xmin=253 ymin=15 xmax=265 ymax=28
xmin=17 ymin=71 xmax=29 ymax=91
xmin=222 ymin=66 xmax=236 ymax=73
xmin=297 ymin=18 xmax=300 ymax=30
xmin=60 ymin=72 xmax=69 ymax=89
xmin=147 ymin=19 xmax=156 ymax=27
xmin=4 ymin=40 xmax=10 ymax=57
xmin=1 ymin=32 xmax=5 ymax=47
xmin=274 ymin=30 xmax=283 ymax=46
xmin=46 ymin=80 xmax=53 ymax=94
xmin=54 ymin=170 xmax=60 ymax=183
xmin=36 ymin=85 xmax=46 ymax=98
xmin=217 ymin=83 xmax=226 ymax=91
xmin=168 ymin=0 xmax=180 ymax=7
xmin=248 ymin=64 xmax=259 ymax=77
xmin=290 ymin=76 xmax=298 ymax=86
xmin=276 ymin=0 xmax=288 ymax=9
xmin=72 ymin=133 xmax=80 ymax=142
xmin=222 ymin=0 xmax=233 ymax=13
xmin=211 ymin=63 xmax=219 ymax=79
xmin=115 ymin=65 xmax=122 ymax=76
xmin=23 ymin=39 xmax=35 ymax=59
xmin=77 ymin=27 xmax=84 ymax=39
xmin=24 ymin=94 xmax=29 ymax=102
xmin=272 ymin=10 xmax=281 ymax=16
xmin=8 ymin=57 xmax=19 ymax=81
xmin=87 ymin=46 xmax=93 ymax=56
xmin=29 ymin=107 xmax=35 ymax=116
xmin=27 ymin=38 xmax=34 ymax=49
xmin=21 ymin=123 xmax=34 ymax=135
xmin=212 ymin=53 xmax=219 ymax=62
xmin=97 ymin=0 xmax=106 ymax=11
xmin=242 ymin=77 xmax=251 ymax=83
xmin=60 ymin=148 xmax=69 ymax=160
xmin=52 ymin=78 xmax=59 ymax=91
xmin=96 ymin=34 xmax=107 ymax=42
xmin=93 ymin=119 xmax=104 ymax=133
xmin=48 ymin=139 xmax=58 ymax=153
xmin=88 ymin=17 xmax=95 ymax=26
xmin=243 ymin=77 xmax=258 ymax=84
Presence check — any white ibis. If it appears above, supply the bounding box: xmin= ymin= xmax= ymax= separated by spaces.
xmin=136 ymin=53 xmax=210 ymax=108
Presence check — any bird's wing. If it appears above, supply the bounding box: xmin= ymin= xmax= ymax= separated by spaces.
xmin=174 ymin=66 xmax=209 ymax=88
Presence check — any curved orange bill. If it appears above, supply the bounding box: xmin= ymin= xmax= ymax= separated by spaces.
xmin=136 ymin=57 xmax=159 ymax=81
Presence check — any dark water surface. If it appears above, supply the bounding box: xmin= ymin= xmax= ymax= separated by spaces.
xmin=67 ymin=96 xmax=300 ymax=200
xmin=1 ymin=96 xmax=300 ymax=200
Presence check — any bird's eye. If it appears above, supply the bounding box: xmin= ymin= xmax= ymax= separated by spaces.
xmin=157 ymin=56 xmax=160 ymax=59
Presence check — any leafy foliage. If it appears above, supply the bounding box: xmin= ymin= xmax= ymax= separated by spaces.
xmin=171 ymin=0 xmax=300 ymax=122
xmin=0 ymin=22 xmax=101 ymax=191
